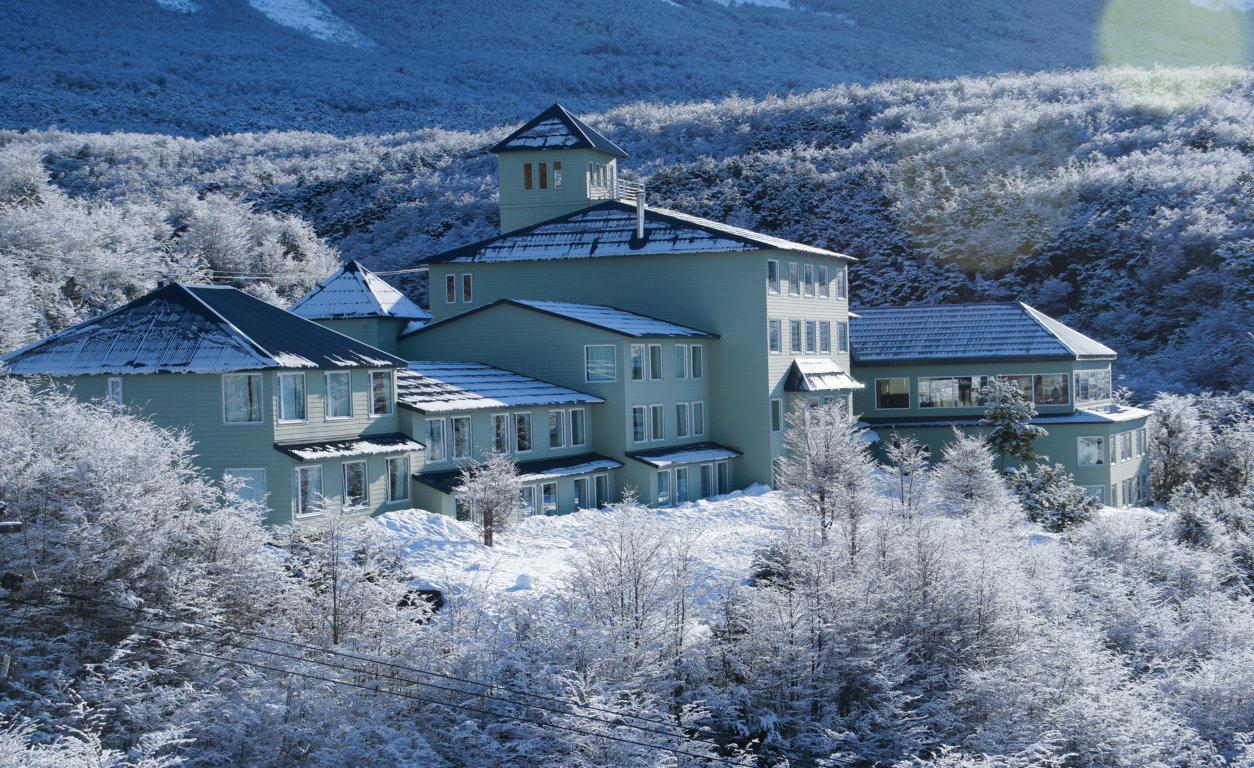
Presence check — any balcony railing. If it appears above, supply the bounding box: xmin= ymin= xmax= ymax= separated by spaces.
xmin=588 ymin=177 xmax=643 ymax=202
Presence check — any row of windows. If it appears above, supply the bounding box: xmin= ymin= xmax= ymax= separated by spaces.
xmin=1086 ymin=471 xmax=1150 ymax=507
xmin=767 ymin=319 xmax=849 ymax=355
xmin=767 ymin=259 xmax=848 ymax=299
xmin=290 ymin=458 xmax=410 ymax=517
xmin=220 ymin=371 xmax=394 ymax=425
xmin=767 ymin=395 xmax=849 ymax=434
xmin=874 ymin=373 xmax=1074 ymax=411
xmin=522 ymin=160 xmax=563 ymax=191
xmin=514 ymin=473 xmax=611 ymax=517
xmin=631 ymin=401 xmax=705 ymax=443
xmin=1077 ymin=428 xmax=1148 ymax=467
xmin=424 ymin=408 xmax=588 ymax=462
xmin=656 ymin=461 xmax=731 ymax=505
xmin=444 ymin=273 xmax=473 ymax=304
xmin=629 ymin=343 xmax=705 ymax=381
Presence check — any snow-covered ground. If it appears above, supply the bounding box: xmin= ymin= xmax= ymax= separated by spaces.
xmin=368 ymin=484 xmax=787 ymax=596
xmin=246 ymin=0 xmax=374 ymax=48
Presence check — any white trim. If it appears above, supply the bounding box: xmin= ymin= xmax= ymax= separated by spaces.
xmin=787 ymin=261 xmax=800 ymax=296
xmin=424 ymin=417 xmax=448 ymax=463
xmin=460 ymin=273 xmax=473 ymax=303
xmin=1077 ymin=435 xmax=1107 ymax=466
xmin=690 ymin=344 xmax=704 ymax=379
xmin=567 ymin=407 xmax=587 ymax=448
xmin=277 ymin=371 xmax=307 ymax=423
xmin=817 ymin=264 xmax=830 ymax=299
xmin=445 ymin=274 xmax=457 ymax=304
xmin=323 ymin=370 xmax=353 ymax=420
xmin=874 ymin=377 xmax=910 ymax=411
xmin=648 ymin=344 xmax=663 ymax=381
xmin=293 ymin=465 xmax=324 ymax=518
xmin=541 ymin=481 xmax=558 ymax=515
xmin=385 ymin=455 xmax=410 ymax=504
xmin=583 ymin=344 xmax=617 ymax=383
xmin=675 ymin=343 xmax=690 ymax=378
xmin=818 ymin=321 xmax=831 ymax=354
xmin=692 ymin=401 xmax=705 ymax=437
xmin=514 ymin=411 xmax=534 ymax=453
xmin=768 ymin=319 xmax=782 ymax=355
xmin=788 ymin=319 xmax=802 ymax=354
xmin=675 ymin=401 xmax=690 ymax=439
xmin=368 ymin=369 xmax=395 ymax=417
xmin=630 ymin=405 xmax=647 ymax=444
xmin=450 ymin=414 xmax=473 ymax=460
xmin=593 ymin=472 xmax=611 ymax=508
xmin=649 ymin=403 xmax=665 ymax=441
xmin=548 ymin=408 xmax=567 ymax=449
xmin=656 ymin=468 xmax=673 ymax=506
xmin=767 ymin=258 xmax=781 ymax=294
xmin=804 ymin=320 xmax=817 ymax=354
xmin=342 ymin=459 xmax=368 ymax=508
xmin=222 ymin=372 xmax=264 ymax=425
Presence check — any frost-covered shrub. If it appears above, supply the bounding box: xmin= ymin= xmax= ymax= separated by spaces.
xmin=1009 ymin=462 xmax=1099 ymax=531
xmin=932 ymin=429 xmax=1008 ymax=517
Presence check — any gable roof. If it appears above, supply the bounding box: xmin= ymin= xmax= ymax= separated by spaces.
xmin=415 ymin=200 xmax=850 ymax=265
xmin=489 ymin=103 xmax=628 ymax=158
xmin=849 ymin=303 xmax=1117 ymax=364
xmin=1 ymin=283 xmax=405 ymax=376
xmin=397 ymin=361 xmax=603 ymax=414
xmin=400 ymin=298 xmax=716 ymax=340
xmin=784 ymin=358 xmax=864 ymax=392
xmin=288 ymin=260 xmax=430 ymax=322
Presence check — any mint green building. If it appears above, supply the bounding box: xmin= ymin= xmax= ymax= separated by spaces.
xmin=1 ymin=103 xmax=1152 ymax=523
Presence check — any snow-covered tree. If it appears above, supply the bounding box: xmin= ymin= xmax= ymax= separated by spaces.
xmin=1008 ymin=462 xmax=1099 ymax=532
xmin=882 ymin=433 xmax=932 ymax=516
xmin=453 ymin=451 xmax=524 ymax=547
xmin=1148 ymin=393 xmax=1213 ymax=499
xmin=980 ymin=377 xmax=1048 ymax=471
xmin=933 ymin=428 xmax=1008 ymax=517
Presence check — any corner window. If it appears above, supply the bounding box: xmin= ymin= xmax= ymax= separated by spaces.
xmin=632 ymin=406 xmax=647 ymax=443
xmin=461 ymin=274 xmax=473 ymax=303
xmin=585 ymin=345 xmax=616 ymax=383
xmin=223 ymin=373 xmax=263 ymax=424
xmin=425 ymin=418 xmax=446 ymax=461
xmin=386 ymin=456 xmax=409 ymax=503
xmin=324 ymin=371 xmax=352 ymax=420
xmin=631 ymin=344 xmax=646 ymax=381
xmin=789 ymin=321 xmax=801 ymax=353
xmin=515 ymin=412 xmax=533 ymax=452
xmin=278 ymin=372 xmax=307 ymax=422
xmin=875 ymin=378 xmax=909 ymax=410
xmin=818 ymin=266 xmax=830 ymax=298
xmin=451 ymin=415 xmax=472 ymax=459
xmin=1078 ymin=436 xmax=1106 ymax=466
xmin=649 ymin=404 xmax=665 ymax=440
xmin=837 ymin=321 xmax=849 ymax=353
xmin=106 ymin=377 xmax=124 ymax=404
xmin=552 ymin=161 xmax=562 ymax=189
xmin=767 ymin=260 xmax=780 ymax=293
xmin=1033 ymin=373 xmax=1069 ymax=406
xmin=649 ymin=345 xmax=663 ymax=380
xmin=343 ymin=461 xmax=367 ymax=508
xmin=690 ymin=345 xmax=704 ymax=379
xmin=294 ymin=465 xmax=323 ymax=517
xmin=692 ymin=402 xmax=705 ymax=436
xmin=548 ymin=410 xmax=566 ymax=449
xmin=445 ymin=274 xmax=456 ymax=303
xmin=803 ymin=264 xmax=815 ymax=296
xmin=676 ymin=402 xmax=690 ymax=438
xmin=768 ymin=320 xmax=782 ymax=354
xmin=819 ymin=321 xmax=831 ymax=353
xmin=1074 ymin=369 xmax=1112 ymax=405
xmin=369 ymin=370 xmax=393 ymax=416
xmin=788 ymin=262 xmax=800 ymax=295
xmin=523 ymin=162 xmax=533 ymax=190
xmin=770 ymin=399 xmax=783 ymax=432
xmin=675 ymin=344 xmax=689 ymax=378
xmin=568 ymin=408 xmax=586 ymax=447
xmin=804 ymin=321 xmax=817 ymax=353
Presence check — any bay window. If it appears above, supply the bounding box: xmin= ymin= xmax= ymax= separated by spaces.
xmin=1033 ymin=373 xmax=1069 ymax=405
xmin=1074 ymin=369 xmax=1112 ymax=405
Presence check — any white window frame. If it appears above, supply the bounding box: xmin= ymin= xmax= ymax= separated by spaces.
xmin=106 ymin=376 xmax=124 ymax=404
xmin=369 ymin=370 xmax=394 ymax=417
xmin=425 ymin=417 xmax=447 ymax=462
xmin=770 ymin=399 xmax=783 ymax=432
xmin=768 ymin=319 xmax=782 ymax=354
xmin=584 ymin=344 xmax=617 ymax=383
xmin=656 ymin=469 xmax=672 ymax=506
xmin=224 ymin=468 xmax=267 ymax=505
xmin=817 ymin=265 xmax=830 ymax=298
xmin=767 ymin=259 xmax=780 ymax=294
xmin=491 ymin=412 xmax=511 ymax=453
xmin=323 ymin=371 xmax=353 ymax=421
xmin=819 ymin=321 xmax=831 ymax=354
xmin=548 ymin=409 xmax=566 ymax=449
xmin=594 ymin=473 xmax=610 ymax=507
xmin=385 ymin=456 xmax=410 ymax=504
xmin=875 ymin=377 xmax=910 ymax=411
xmin=788 ymin=262 xmax=800 ymax=296
xmin=294 ymin=465 xmax=324 ymax=518
xmin=1077 ymin=436 xmax=1107 ymax=466
xmin=675 ymin=344 xmax=690 ymax=378
xmin=649 ymin=403 xmax=665 ymax=441
xmin=699 ymin=463 xmax=715 ymax=499
xmin=837 ymin=321 xmax=849 ymax=353
xmin=277 ymin=372 xmax=307 ymax=423
xmin=692 ymin=401 xmax=705 ymax=436
xmin=514 ymin=411 xmax=534 ymax=453
xmin=461 ymin=273 xmax=473 ymax=303
xmin=804 ymin=320 xmax=817 ymax=353
xmin=676 ymin=402 xmax=690 ymax=438
xmin=716 ymin=460 xmax=731 ymax=495
xmin=631 ymin=406 xmax=647 ymax=443
xmin=567 ymin=408 xmax=586 ymax=448
xmin=342 ymin=460 xmax=368 ymax=508
xmin=573 ymin=477 xmax=591 ymax=510
xmin=648 ymin=344 xmax=663 ymax=380
xmin=519 ymin=485 xmax=538 ymax=517
xmin=675 ymin=466 xmax=690 ymax=504
xmin=630 ymin=344 xmax=646 ymax=381
xmin=690 ymin=344 xmax=704 ymax=379
xmin=789 ymin=320 xmax=801 ymax=353
xmin=222 ymin=372 xmax=264 ymax=425
xmin=451 ymin=415 xmax=473 ymax=460
xmin=803 ymin=264 xmax=815 ymax=297
xmin=541 ymin=482 xmax=558 ymax=514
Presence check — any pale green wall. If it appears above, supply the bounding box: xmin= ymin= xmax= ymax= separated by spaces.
xmin=495 ymin=148 xmax=619 ymax=232
xmin=314 ymin=317 xmax=407 ymax=355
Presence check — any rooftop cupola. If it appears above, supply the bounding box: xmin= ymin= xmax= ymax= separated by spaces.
xmin=490 ymin=102 xmax=631 ymax=233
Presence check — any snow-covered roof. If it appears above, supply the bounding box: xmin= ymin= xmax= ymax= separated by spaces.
xmin=275 ymin=434 xmax=425 ymax=462
xmin=625 ymin=441 xmax=742 ymax=468
xmin=416 ymin=200 xmax=849 ymax=265
xmin=400 ymin=299 xmax=716 ymax=340
xmin=489 ymin=103 xmax=627 ymax=158
xmin=850 ymin=303 xmax=1117 ymax=364
xmin=288 ymin=261 xmax=431 ymax=321
xmin=1 ymin=284 xmax=406 ymax=376
xmin=784 ymin=358 xmax=864 ymax=392
xmin=863 ymin=404 xmax=1154 ymax=429
xmin=415 ymin=452 xmax=624 ymax=495
xmin=397 ymin=361 xmax=603 ymax=414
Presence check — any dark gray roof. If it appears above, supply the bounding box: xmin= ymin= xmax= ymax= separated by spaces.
xmin=1 ymin=283 xmax=406 ymax=376
xmin=849 ymin=303 xmax=1117 ymax=364
xmin=862 ymin=404 xmax=1153 ymax=429
xmin=274 ymin=434 xmax=425 ymax=462
xmin=400 ymin=298 xmax=716 ymax=340
xmin=416 ymin=200 xmax=848 ymax=265
xmin=625 ymin=441 xmax=742 ymax=468
xmin=397 ymin=361 xmax=603 ymax=414
xmin=489 ymin=103 xmax=627 ymax=158
xmin=289 ymin=261 xmax=430 ymax=321
xmin=415 ymin=452 xmax=623 ymax=495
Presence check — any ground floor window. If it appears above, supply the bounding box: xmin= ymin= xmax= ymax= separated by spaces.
xmin=594 ymin=474 xmax=610 ymax=507
xmin=294 ymin=465 xmax=323 ymax=517
xmin=657 ymin=470 xmax=671 ymax=506
xmin=717 ymin=461 xmax=730 ymax=495
xmin=675 ymin=467 xmax=690 ymax=504
xmin=574 ymin=477 xmax=591 ymax=509
xmin=107 ymin=376 xmax=124 ymax=404
xmin=1121 ymin=478 xmax=1135 ymax=508
xmin=519 ymin=485 xmax=537 ymax=516
xmin=876 ymin=378 xmax=909 ymax=410
xmin=700 ymin=463 xmax=715 ymax=499
xmin=224 ymin=468 xmax=267 ymax=505
xmin=342 ymin=460 xmax=367 ymax=508
xmin=542 ymin=482 xmax=558 ymax=514
xmin=386 ymin=456 xmax=409 ymax=503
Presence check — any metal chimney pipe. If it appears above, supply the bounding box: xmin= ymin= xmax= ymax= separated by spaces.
xmin=636 ymin=187 xmax=646 ymax=240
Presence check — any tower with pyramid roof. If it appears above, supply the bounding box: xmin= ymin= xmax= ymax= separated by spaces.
xmin=288 ymin=260 xmax=431 ymax=353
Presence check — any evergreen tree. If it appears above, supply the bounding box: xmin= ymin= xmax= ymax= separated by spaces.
xmin=1008 ymin=462 xmax=1098 ymax=532
xmin=980 ymin=377 xmax=1048 ymax=471
xmin=933 ymin=428 xmax=1007 ymax=516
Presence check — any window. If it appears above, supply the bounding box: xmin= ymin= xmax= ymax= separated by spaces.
xmin=1074 ymin=369 xmax=1112 ymax=405
xmin=700 ymin=464 xmax=715 ymax=498
xmin=631 ymin=344 xmax=646 ymax=381
xmin=1078 ymin=436 xmax=1106 ymax=466
xmin=649 ymin=404 xmax=665 ymax=440
xmin=568 ymin=408 xmax=586 ymax=447
xmin=819 ymin=321 xmax=831 ymax=353
xmin=818 ymin=265 xmax=830 ymax=298
xmin=538 ymin=161 xmax=548 ymax=190
xmin=223 ymin=373 xmax=263 ymax=424
xmin=804 ymin=321 xmax=817 ymax=353
xmin=717 ymin=462 xmax=730 ymax=495
xmin=676 ymin=402 xmax=690 ymax=438
xmin=451 ymin=415 xmax=472 ymax=459
xmin=767 ymin=260 xmax=780 ymax=293
xmin=632 ymin=406 xmax=647 ymax=443
xmin=1005 ymin=375 xmax=1034 ymax=402
xmin=585 ymin=345 xmax=616 ymax=382
xmin=278 ymin=372 xmax=306 ymax=422
xmin=492 ymin=413 xmax=510 ymax=453
xmin=836 ymin=266 xmax=848 ymax=299
xmin=445 ymin=274 xmax=456 ymax=303
xmin=515 ymin=412 xmax=533 ymax=452
xmin=770 ymin=399 xmax=783 ymax=432
xmin=1033 ymin=373 xmax=1069 ymax=406
xmin=1120 ymin=431 xmax=1133 ymax=461
xmin=224 ymin=468 xmax=266 ymax=505
xmin=837 ymin=321 xmax=849 ymax=353
xmin=788 ymin=262 xmax=800 ymax=295
xmin=342 ymin=461 xmax=367 ymax=508
xmin=656 ymin=470 xmax=671 ymax=505
xmin=574 ymin=477 xmax=590 ymax=509
xmin=876 ymin=378 xmax=909 ymax=410
xmin=690 ymin=345 xmax=704 ymax=379
xmin=803 ymin=264 xmax=815 ymax=296
xmin=649 ymin=345 xmax=663 ymax=380
xmin=370 ymin=370 xmax=393 ymax=416
xmin=552 ymin=161 xmax=562 ymax=189
xmin=324 ymin=371 xmax=352 ymax=419
xmin=789 ymin=320 xmax=801 ymax=353
xmin=1083 ymin=485 xmax=1105 ymax=503
xmin=675 ymin=344 xmax=690 ymax=378
xmin=519 ymin=486 xmax=537 ymax=516
xmin=107 ymin=377 xmax=123 ymax=404
xmin=548 ymin=410 xmax=566 ymax=449
xmin=294 ymin=465 xmax=323 ymax=517
xmin=768 ymin=320 xmax=782 ymax=354
xmin=386 ymin=457 xmax=409 ymax=503
xmin=675 ymin=467 xmax=690 ymax=503
xmin=541 ymin=482 xmax=558 ymax=514
xmin=461 ymin=274 xmax=472 ymax=303
xmin=523 ymin=162 xmax=533 ymax=190
xmin=425 ymin=418 xmax=446 ymax=461
xmin=595 ymin=474 xmax=610 ymax=507
xmin=919 ymin=376 xmax=988 ymax=408
xmin=1111 ymin=483 xmax=1121 ymax=507
xmin=1121 ymin=478 xmax=1134 ymax=507
xmin=692 ymin=402 xmax=705 ymax=436
xmin=1136 ymin=427 xmax=1147 ymax=456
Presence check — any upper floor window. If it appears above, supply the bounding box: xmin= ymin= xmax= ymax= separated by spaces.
xmin=1034 ymin=373 xmax=1069 ymax=406
xmin=649 ymin=345 xmax=663 ymax=380
xmin=461 ymin=274 xmax=473 ymax=303
xmin=223 ymin=373 xmax=263 ymax=424
xmin=631 ymin=344 xmax=646 ymax=381
xmin=549 ymin=410 xmax=566 ymax=448
xmin=1074 ymin=369 xmax=1112 ymax=405
xmin=493 ymin=413 xmax=510 ymax=453
xmin=676 ymin=402 xmax=690 ymax=438
xmin=818 ymin=266 xmax=830 ymax=298
xmin=552 ymin=161 xmax=562 ymax=189
xmin=876 ymin=378 xmax=909 ymax=409
xmin=837 ymin=321 xmax=849 ymax=353
xmin=278 ymin=372 xmax=307 ymax=422
xmin=690 ymin=345 xmax=704 ymax=379
xmin=515 ymin=412 xmax=533 ymax=452
xmin=804 ymin=321 xmax=817 ymax=353
xmin=1078 ymin=436 xmax=1106 ymax=466
xmin=325 ymin=371 xmax=352 ymax=419
xmin=789 ymin=320 xmax=801 ymax=353
xmin=538 ymin=162 xmax=548 ymax=190
xmin=523 ymin=162 xmax=533 ymax=190
xmin=768 ymin=320 xmax=782 ymax=354
xmin=836 ymin=266 xmax=848 ymax=299
xmin=675 ymin=345 xmax=689 ymax=378
xmin=569 ymin=408 xmax=586 ymax=447
xmin=585 ymin=345 xmax=616 ymax=382
xmin=767 ymin=260 xmax=780 ymax=293
xmin=425 ymin=418 xmax=446 ymax=461
xmin=692 ymin=401 xmax=705 ymax=436
xmin=106 ymin=377 xmax=123 ymax=404
xmin=451 ymin=415 xmax=472 ymax=459
xmin=819 ymin=321 xmax=831 ymax=354
xmin=770 ymin=399 xmax=783 ymax=432
xmin=632 ymin=406 xmax=647 ymax=443
xmin=788 ymin=263 xmax=800 ymax=295
xmin=445 ymin=274 xmax=456 ymax=303
xmin=803 ymin=264 xmax=815 ymax=297
xmin=650 ymin=404 xmax=665 ymax=440
xmin=370 ymin=371 xmax=393 ymax=416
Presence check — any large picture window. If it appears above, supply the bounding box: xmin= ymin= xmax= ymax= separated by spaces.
xmin=919 ymin=376 xmax=987 ymax=408
xmin=876 ymin=378 xmax=909 ymax=409
xmin=1074 ymin=369 xmax=1112 ymax=405
xmin=370 ymin=370 xmax=393 ymax=416
xmin=278 ymin=372 xmax=306 ymax=422
xmin=324 ymin=371 xmax=352 ymax=419
xmin=223 ymin=373 xmax=263 ymax=424
xmin=1078 ymin=436 xmax=1106 ymax=466
xmin=585 ymin=345 xmax=616 ymax=383
xmin=1034 ymin=373 xmax=1069 ymax=406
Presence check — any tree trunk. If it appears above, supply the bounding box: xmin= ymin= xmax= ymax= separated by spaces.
xmin=483 ymin=508 xmax=494 ymax=548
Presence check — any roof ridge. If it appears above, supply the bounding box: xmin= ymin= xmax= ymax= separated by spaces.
xmin=177 ymin=284 xmax=278 ymax=364
xmin=1018 ymin=301 xmax=1079 ymax=357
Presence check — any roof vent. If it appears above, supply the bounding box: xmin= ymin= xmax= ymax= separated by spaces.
xmin=636 ymin=187 xmax=646 ymax=241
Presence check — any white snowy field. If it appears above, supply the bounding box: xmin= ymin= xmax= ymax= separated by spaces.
xmin=368 ymin=485 xmax=789 ymax=597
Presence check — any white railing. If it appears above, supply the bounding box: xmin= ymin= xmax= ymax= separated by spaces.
xmin=588 ymin=176 xmax=643 ymax=202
